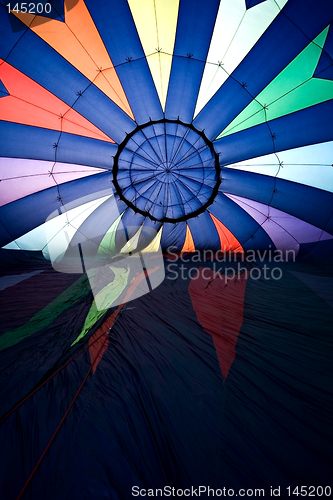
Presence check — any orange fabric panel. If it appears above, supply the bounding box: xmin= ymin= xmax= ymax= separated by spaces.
xmin=13 ymin=0 xmax=134 ymax=118
xmin=0 ymin=59 xmax=113 ymax=142
xmin=210 ymin=213 xmax=244 ymax=253
xmin=181 ymin=224 xmax=195 ymax=253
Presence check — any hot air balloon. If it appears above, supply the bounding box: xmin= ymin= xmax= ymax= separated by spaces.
xmin=0 ymin=0 xmax=333 ymax=498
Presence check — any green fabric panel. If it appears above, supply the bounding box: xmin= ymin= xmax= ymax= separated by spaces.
xmin=265 ymin=78 xmax=333 ymax=121
xmin=0 ymin=274 xmax=91 ymax=351
xmin=97 ymin=212 xmax=124 ymax=257
xmin=218 ymin=27 xmax=330 ymax=138
xmin=71 ymin=266 xmax=130 ymax=346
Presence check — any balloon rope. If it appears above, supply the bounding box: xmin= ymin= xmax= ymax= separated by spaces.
xmin=0 ymin=305 xmax=123 ymax=425
xmin=15 ymin=335 xmax=109 ymax=500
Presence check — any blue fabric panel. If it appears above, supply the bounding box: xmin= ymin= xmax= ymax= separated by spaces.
xmin=0 ymin=121 xmax=117 ymax=168
xmin=84 ymin=0 xmax=163 ymax=123
xmin=0 ymin=5 xmax=29 ymax=58
xmin=314 ymin=63 xmax=333 ymax=81
xmin=245 ymin=0 xmax=267 ymax=8
xmin=208 ymin=193 xmax=274 ymax=251
xmin=313 ymin=36 xmax=333 ymax=78
xmin=161 ymin=222 xmax=187 ymax=252
xmin=215 ymin=123 xmax=275 ymax=166
xmin=0 ymin=79 xmax=9 ymax=96
xmin=141 ymin=219 xmax=163 ymax=232
xmin=0 ymin=219 xmax=14 ymax=244
xmin=71 ymin=84 xmax=136 ymax=144
xmin=0 ymin=172 xmax=112 ymax=246
xmin=194 ymin=0 xmax=333 ymax=140
xmin=299 ymin=239 xmax=333 ymax=262
xmin=323 ymin=24 xmax=333 ymax=58
xmin=221 ymin=169 xmax=276 ymax=206
xmin=196 ymin=77 xmax=253 ymax=142
xmin=165 ymin=58 xmax=208 ymax=123
xmin=0 ymin=8 xmax=135 ymax=141
xmin=314 ymin=25 xmax=333 ymax=78
xmin=114 ymin=59 xmax=164 ymax=125
xmin=220 ymin=169 xmax=333 ymax=235
xmin=187 ymin=211 xmax=220 ymax=251
xmin=164 ymin=0 xmax=220 ymax=122
xmin=214 ymin=100 xmax=333 ymax=165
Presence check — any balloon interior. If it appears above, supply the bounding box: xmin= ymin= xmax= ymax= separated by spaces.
xmin=0 ymin=1 xmax=333 ymax=498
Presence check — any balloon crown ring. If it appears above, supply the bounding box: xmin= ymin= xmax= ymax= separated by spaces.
xmin=113 ymin=118 xmax=221 ymax=223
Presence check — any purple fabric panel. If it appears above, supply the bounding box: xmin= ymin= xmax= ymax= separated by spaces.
xmin=0 ymin=158 xmax=104 ymax=207
xmin=225 ymin=194 xmax=333 ymax=253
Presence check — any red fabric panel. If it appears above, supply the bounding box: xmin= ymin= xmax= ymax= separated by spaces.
xmin=189 ymin=268 xmax=247 ymax=380
xmin=0 ymin=59 xmax=114 ymax=142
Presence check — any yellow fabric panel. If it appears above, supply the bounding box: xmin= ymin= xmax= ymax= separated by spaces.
xmin=120 ymin=226 xmax=143 ymax=253
xmin=128 ymin=0 xmax=179 ymax=109
xmin=141 ymin=227 xmax=163 ymax=253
